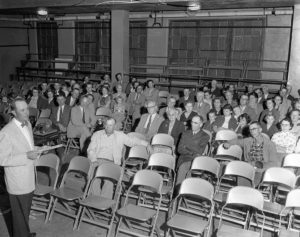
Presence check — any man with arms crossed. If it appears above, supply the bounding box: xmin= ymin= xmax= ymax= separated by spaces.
xmin=0 ymin=98 xmax=40 ymax=237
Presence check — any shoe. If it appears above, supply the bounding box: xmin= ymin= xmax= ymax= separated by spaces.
xmin=29 ymin=232 xmax=36 ymax=237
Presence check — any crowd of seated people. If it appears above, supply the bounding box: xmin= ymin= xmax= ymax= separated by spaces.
xmin=1 ymin=77 xmax=300 ymax=179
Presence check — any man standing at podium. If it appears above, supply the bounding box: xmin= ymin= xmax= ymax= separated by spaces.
xmin=0 ymin=98 xmax=39 ymax=237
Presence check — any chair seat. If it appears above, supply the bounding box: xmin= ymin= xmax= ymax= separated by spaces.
xmin=263 ymin=201 xmax=284 ymax=215
xmin=279 ymin=229 xmax=300 ymax=237
xmin=79 ymin=196 xmax=115 ymax=210
xmin=218 ymin=225 xmax=260 ymax=237
xmin=167 ymin=214 xmax=208 ymax=234
xmin=117 ymin=204 xmax=156 ymax=221
xmin=51 ymin=187 xmax=83 ymax=201
xmin=35 ymin=185 xmax=54 ymax=196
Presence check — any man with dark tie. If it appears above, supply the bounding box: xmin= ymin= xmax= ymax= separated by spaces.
xmin=65 ymin=88 xmax=80 ymax=107
xmin=176 ymin=115 xmax=210 ymax=186
xmin=50 ymin=93 xmax=71 ymax=132
xmin=67 ymin=95 xmax=93 ymax=150
xmin=135 ymin=100 xmax=164 ymax=141
xmin=193 ymin=91 xmax=210 ymax=122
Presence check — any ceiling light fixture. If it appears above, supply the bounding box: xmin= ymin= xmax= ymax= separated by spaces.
xmin=37 ymin=7 xmax=48 ymax=16
xmin=188 ymin=1 xmax=201 ymax=11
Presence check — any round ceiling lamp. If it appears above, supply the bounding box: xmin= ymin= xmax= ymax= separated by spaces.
xmin=37 ymin=7 xmax=48 ymax=16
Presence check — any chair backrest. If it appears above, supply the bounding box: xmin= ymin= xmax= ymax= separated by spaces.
xmin=262 ymin=167 xmax=296 ymax=189
xmin=223 ymin=161 xmax=255 ymax=184
xmin=216 ymin=143 xmax=243 ymax=160
xmin=179 ymin=178 xmax=214 ymax=202
xmin=147 ymin=153 xmax=176 ymax=171
xmin=225 ymin=186 xmax=264 ymax=211
xmin=282 ymin=154 xmax=300 ymax=169
xmin=67 ymin=156 xmax=92 ymax=177
xmin=285 ymin=189 xmax=300 ymax=209
xmin=215 ymin=129 xmax=237 ymax=141
xmin=127 ymin=145 xmax=149 ymax=160
xmin=127 ymin=132 xmax=146 ymax=141
xmin=95 ymin=107 xmax=112 ymax=117
xmin=151 ymin=133 xmax=174 ymax=149
xmin=35 ymin=153 xmax=60 ymax=171
xmin=190 ymin=156 xmax=220 ymax=178
xmin=94 ymin=162 xmax=122 ymax=182
xmin=131 ymin=170 xmax=163 ymax=194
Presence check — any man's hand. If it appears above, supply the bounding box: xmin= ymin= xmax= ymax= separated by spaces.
xmin=27 ymin=151 xmax=40 ymax=160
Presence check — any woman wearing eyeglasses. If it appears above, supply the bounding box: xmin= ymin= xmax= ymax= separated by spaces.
xmin=271 ymin=118 xmax=297 ymax=155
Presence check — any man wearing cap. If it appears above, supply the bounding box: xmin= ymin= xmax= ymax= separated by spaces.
xmin=135 ymin=100 xmax=164 ymax=141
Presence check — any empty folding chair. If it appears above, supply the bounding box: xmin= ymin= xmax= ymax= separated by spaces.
xmin=278 ymin=189 xmax=300 ymax=236
xmin=31 ymin=153 xmax=60 ymax=222
xmin=215 ymin=143 xmax=243 ymax=162
xmin=214 ymin=161 xmax=255 ymax=206
xmin=146 ymin=153 xmax=176 ymax=211
xmin=167 ymin=178 xmax=215 ymax=237
xmin=127 ymin=132 xmax=147 ymax=141
xmin=151 ymin=133 xmax=175 ymax=155
xmin=255 ymin=167 xmax=297 ymax=232
xmin=74 ymin=163 xmax=123 ymax=236
xmin=48 ymin=156 xmax=92 ymax=223
xmin=217 ymin=186 xmax=265 ymax=237
xmin=282 ymin=153 xmax=300 ymax=173
xmin=124 ymin=145 xmax=150 ymax=182
xmin=115 ymin=170 xmax=163 ymax=237
xmin=215 ymin=130 xmax=238 ymax=141
xmin=186 ymin=156 xmax=220 ymax=185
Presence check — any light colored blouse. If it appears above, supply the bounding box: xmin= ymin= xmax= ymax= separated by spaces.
xmin=271 ymin=131 xmax=297 ymax=154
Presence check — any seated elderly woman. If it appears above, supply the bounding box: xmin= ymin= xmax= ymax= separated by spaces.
xmin=213 ymin=104 xmax=238 ymax=132
xmin=271 ymin=117 xmax=297 ymax=155
xmin=235 ymin=113 xmax=251 ymax=138
xmin=158 ymin=108 xmax=185 ymax=146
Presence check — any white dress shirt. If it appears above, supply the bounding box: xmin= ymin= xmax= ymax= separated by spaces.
xmin=14 ymin=119 xmax=34 ymax=150
xmin=57 ymin=105 xmax=65 ymax=122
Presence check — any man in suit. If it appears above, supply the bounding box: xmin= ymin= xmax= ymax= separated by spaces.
xmin=211 ymin=79 xmax=222 ymax=98
xmin=65 ymin=88 xmax=80 ymax=107
xmin=158 ymin=108 xmax=185 ymax=146
xmin=179 ymin=88 xmax=194 ymax=109
xmin=176 ymin=115 xmax=210 ymax=186
xmin=0 ymin=98 xmax=40 ymax=237
xmin=50 ymin=93 xmax=71 ymax=132
xmin=127 ymin=84 xmax=146 ymax=127
xmin=85 ymin=82 xmax=99 ymax=109
xmin=193 ymin=91 xmax=210 ymax=122
xmin=239 ymin=94 xmax=256 ymax=121
xmin=67 ymin=95 xmax=94 ymax=150
xmin=135 ymin=100 xmax=164 ymax=141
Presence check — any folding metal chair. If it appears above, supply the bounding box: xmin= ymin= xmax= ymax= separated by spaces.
xmin=282 ymin=154 xmax=300 ymax=173
xmin=167 ymin=178 xmax=215 ymax=237
xmin=146 ymin=153 xmax=176 ymax=211
xmin=215 ymin=143 xmax=243 ymax=162
xmin=48 ymin=156 xmax=92 ymax=223
xmin=217 ymin=186 xmax=265 ymax=237
xmin=186 ymin=156 xmax=220 ymax=185
xmin=31 ymin=153 xmax=60 ymax=222
xmin=74 ymin=163 xmax=124 ymax=236
xmin=151 ymin=133 xmax=175 ymax=155
xmin=115 ymin=170 xmax=163 ymax=237
xmin=215 ymin=161 xmax=255 ymax=205
xmin=255 ymin=167 xmax=297 ymax=232
xmin=215 ymin=130 xmax=238 ymax=141
xmin=278 ymin=189 xmax=300 ymax=236
xmin=127 ymin=132 xmax=147 ymax=141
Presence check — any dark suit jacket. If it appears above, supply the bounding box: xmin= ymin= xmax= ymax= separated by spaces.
xmin=213 ymin=115 xmax=238 ymax=131
xmin=158 ymin=119 xmax=185 ymax=146
xmin=50 ymin=105 xmax=72 ymax=128
xmin=36 ymin=96 xmax=47 ymax=110
xmin=65 ymin=96 xmax=78 ymax=107
xmin=177 ymin=129 xmax=210 ymax=168
xmin=179 ymin=111 xmax=198 ymax=129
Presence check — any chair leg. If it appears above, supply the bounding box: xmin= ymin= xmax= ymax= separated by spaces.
xmin=115 ymin=217 xmax=122 ymax=237
xmin=48 ymin=197 xmax=58 ymax=222
xmin=74 ymin=206 xmax=84 ymax=230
